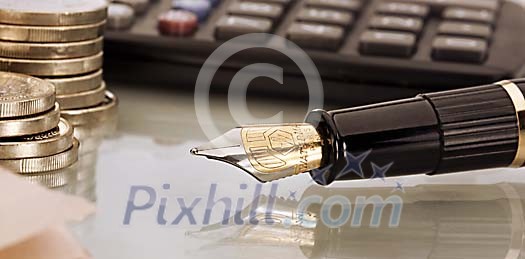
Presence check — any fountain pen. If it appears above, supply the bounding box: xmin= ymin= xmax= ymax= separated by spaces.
xmin=191 ymin=79 xmax=525 ymax=185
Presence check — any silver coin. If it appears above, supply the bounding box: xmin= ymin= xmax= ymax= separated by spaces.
xmin=61 ymin=91 xmax=118 ymax=126
xmin=0 ymin=52 xmax=103 ymax=77
xmin=0 ymin=104 xmax=60 ymax=138
xmin=56 ymin=82 xmax=106 ymax=109
xmin=0 ymin=0 xmax=107 ymax=26
xmin=22 ymin=163 xmax=78 ymax=188
xmin=0 ymin=21 xmax=105 ymax=43
xmin=0 ymin=138 xmax=79 ymax=174
xmin=0 ymin=37 xmax=103 ymax=60
xmin=0 ymin=118 xmax=74 ymax=159
xmin=0 ymin=72 xmax=55 ymax=118
xmin=45 ymin=69 xmax=103 ymax=95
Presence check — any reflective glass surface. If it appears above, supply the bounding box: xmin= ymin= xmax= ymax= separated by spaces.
xmin=68 ymin=82 xmax=525 ymax=259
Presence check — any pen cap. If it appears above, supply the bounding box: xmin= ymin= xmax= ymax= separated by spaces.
xmin=420 ymin=81 xmax=520 ymax=173
xmin=306 ymin=96 xmax=441 ymax=185
xmin=306 ymin=79 xmax=525 ymax=185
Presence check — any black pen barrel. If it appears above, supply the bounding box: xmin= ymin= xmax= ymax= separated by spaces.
xmin=306 ymin=79 xmax=525 ymax=185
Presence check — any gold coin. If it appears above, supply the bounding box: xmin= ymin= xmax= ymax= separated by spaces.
xmin=21 ymin=164 xmax=78 ymax=188
xmin=0 ymin=37 xmax=103 ymax=59
xmin=45 ymin=69 xmax=102 ymax=95
xmin=0 ymin=118 xmax=74 ymax=159
xmin=0 ymin=21 xmax=105 ymax=43
xmin=0 ymin=52 xmax=103 ymax=76
xmin=61 ymin=91 xmax=118 ymax=126
xmin=0 ymin=72 xmax=55 ymax=118
xmin=56 ymin=82 xmax=106 ymax=109
xmin=0 ymin=138 xmax=79 ymax=174
xmin=0 ymin=104 xmax=60 ymax=137
xmin=0 ymin=0 xmax=107 ymax=26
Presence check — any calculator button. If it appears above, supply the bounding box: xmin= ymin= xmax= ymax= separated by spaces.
xmin=114 ymin=0 xmax=149 ymax=14
xmin=369 ymin=15 xmax=423 ymax=34
xmin=242 ymin=0 xmax=292 ymax=5
xmin=359 ymin=30 xmax=416 ymax=57
xmin=296 ymin=8 xmax=354 ymax=27
xmin=286 ymin=22 xmax=344 ymax=50
xmin=215 ymin=16 xmax=273 ymax=40
xmin=158 ymin=10 xmax=198 ymax=36
xmin=107 ymin=3 xmax=135 ymax=30
xmin=306 ymin=0 xmax=362 ymax=12
xmin=443 ymin=8 xmax=495 ymax=25
xmin=228 ymin=2 xmax=283 ymax=20
xmin=438 ymin=22 xmax=492 ymax=39
xmin=172 ymin=0 xmax=212 ymax=22
xmin=432 ymin=36 xmax=488 ymax=63
xmin=394 ymin=0 xmax=499 ymax=12
xmin=208 ymin=0 xmax=221 ymax=7
xmin=376 ymin=2 xmax=429 ymax=18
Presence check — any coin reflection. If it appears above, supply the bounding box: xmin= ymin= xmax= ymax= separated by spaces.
xmin=35 ymin=92 xmax=117 ymax=202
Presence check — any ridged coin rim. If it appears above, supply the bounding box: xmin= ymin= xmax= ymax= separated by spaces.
xmin=0 ymin=37 xmax=103 ymax=59
xmin=21 ymin=163 xmax=78 ymax=188
xmin=56 ymin=82 xmax=106 ymax=109
xmin=0 ymin=104 xmax=61 ymax=137
xmin=61 ymin=91 xmax=118 ymax=126
xmin=0 ymin=72 xmax=56 ymax=118
xmin=0 ymin=20 xmax=105 ymax=42
xmin=0 ymin=118 xmax=74 ymax=159
xmin=45 ymin=69 xmax=103 ymax=95
xmin=0 ymin=0 xmax=107 ymax=26
xmin=0 ymin=52 xmax=103 ymax=76
xmin=0 ymin=138 xmax=79 ymax=174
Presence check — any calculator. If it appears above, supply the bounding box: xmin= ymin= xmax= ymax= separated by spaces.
xmin=104 ymin=0 xmax=525 ymax=105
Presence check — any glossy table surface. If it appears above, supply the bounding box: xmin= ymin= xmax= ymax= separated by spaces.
xmin=71 ymin=80 xmax=525 ymax=259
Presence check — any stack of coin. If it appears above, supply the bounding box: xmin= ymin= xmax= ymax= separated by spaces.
xmin=0 ymin=0 xmax=110 ymax=116
xmin=0 ymin=72 xmax=79 ymax=188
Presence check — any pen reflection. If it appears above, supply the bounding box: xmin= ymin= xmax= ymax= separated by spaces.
xmin=190 ymin=180 xmax=525 ymax=259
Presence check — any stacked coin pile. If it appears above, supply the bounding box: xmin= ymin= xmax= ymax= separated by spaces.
xmin=0 ymin=72 xmax=79 ymax=188
xmin=0 ymin=0 xmax=109 ymax=115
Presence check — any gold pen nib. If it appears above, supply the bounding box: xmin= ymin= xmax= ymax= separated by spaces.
xmin=191 ymin=123 xmax=323 ymax=182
